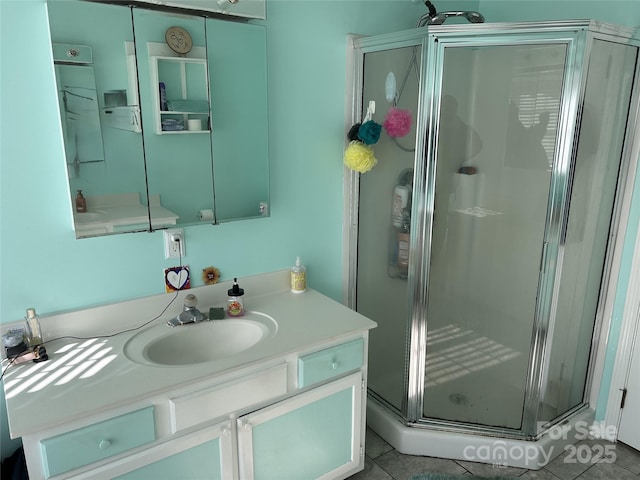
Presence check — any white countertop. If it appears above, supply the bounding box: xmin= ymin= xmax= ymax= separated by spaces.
xmin=73 ymin=193 xmax=179 ymax=236
xmin=2 ymin=271 xmax=376 ymax=438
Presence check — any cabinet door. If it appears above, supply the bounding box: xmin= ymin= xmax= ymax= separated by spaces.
xmin=72 ymin=421 xmax=234 ymax=480
xmin=237 ymin=372 xmax=363 ymax=480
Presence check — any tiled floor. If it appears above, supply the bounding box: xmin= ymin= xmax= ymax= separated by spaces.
xmin=349 ymin=428 xmax=640 ymax=480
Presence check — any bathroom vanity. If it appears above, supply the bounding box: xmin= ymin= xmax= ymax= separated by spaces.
xmin=2 ymin=271 xmax=376 ymax=479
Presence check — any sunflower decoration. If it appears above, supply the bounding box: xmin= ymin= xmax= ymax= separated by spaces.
xmin=202 ymin=266 xmax=221 ymax=285
xmin=344 ymin=100 xmax=381 ymax=173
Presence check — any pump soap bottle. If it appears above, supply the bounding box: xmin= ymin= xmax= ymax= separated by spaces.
xmin=227 ymin=278 xmax=245 ymax=317
xmin=75 ymin=190 xmax=87 ymax=213
xmin=290 ymin=256 xmax=307 ymax=294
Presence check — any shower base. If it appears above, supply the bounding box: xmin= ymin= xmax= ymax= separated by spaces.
xmin=366 ymin=396 xmax=595 ymax=470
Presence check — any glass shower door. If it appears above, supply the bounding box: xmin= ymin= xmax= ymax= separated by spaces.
xmin=539 ymin=38 xmax=638 ymax=427
xmin=356 ymin=44 xmax=421 ymax=412
xmin=422 ymin=42 xmax=567 ymax=429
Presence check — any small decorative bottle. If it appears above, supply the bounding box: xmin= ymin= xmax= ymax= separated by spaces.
xmin=290 ymin=256 xmax=307 ymax=294
xmin=25 ymin=308 xmax=48 ymax=362
xmin=75 ymin=190 xmax=87 ymax=213
xmin=25 ymin=308 xmax=43 ymax=346
xmin=227 ymin=278 xmax=245 ymax=317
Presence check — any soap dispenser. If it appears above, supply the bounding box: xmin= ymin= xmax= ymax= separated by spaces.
xmin=75 ymin=190 xmax=87 ymax=213
xmin=290 ymin=256 xmax=307 ymax=294
xmin=227 ymin=278 xmax=245 ymax=317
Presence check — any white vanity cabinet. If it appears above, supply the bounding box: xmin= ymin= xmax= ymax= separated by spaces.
xmin=18 ymin=336 xmax=368 ymax=480
xmin=5 ymin=278 xmax=377 ymax=480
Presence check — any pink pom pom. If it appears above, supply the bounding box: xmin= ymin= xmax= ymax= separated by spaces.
xmin=383 ymin=108 xmax=412 ymax=138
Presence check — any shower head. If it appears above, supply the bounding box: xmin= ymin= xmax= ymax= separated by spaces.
xmin=464 ymin=11 xmax=486 ymax=23
xmin=416 ymin=1 xmax=485 ymax=28
xmin=419 ymin=10 xmax=486 ymax=26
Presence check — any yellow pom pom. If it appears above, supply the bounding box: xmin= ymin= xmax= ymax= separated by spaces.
xmin=343 ymin=141 xmax=377 ymax=173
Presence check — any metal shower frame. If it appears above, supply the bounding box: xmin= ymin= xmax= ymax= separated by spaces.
xmin=344 ymin=20 xmax=640 ymax=440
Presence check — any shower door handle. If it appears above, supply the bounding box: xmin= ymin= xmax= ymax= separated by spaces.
xmin=539 ymin=242 xmax=549 ymax=274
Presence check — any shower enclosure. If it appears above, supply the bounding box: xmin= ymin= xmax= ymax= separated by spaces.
xmin=346 ymin=21 xmax=640 ymax=468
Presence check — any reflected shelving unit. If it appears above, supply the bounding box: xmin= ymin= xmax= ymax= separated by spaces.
xmin=149 ymin=54 xmax=210 ymax=135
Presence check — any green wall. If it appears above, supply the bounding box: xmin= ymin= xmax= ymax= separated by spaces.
xmin=479 ymin=0 xmax=640 ymax=25
xmin=2 ymin=0 xmax=638 ymax=463
xmin=0 ymin=0 xmax=443 ymax=460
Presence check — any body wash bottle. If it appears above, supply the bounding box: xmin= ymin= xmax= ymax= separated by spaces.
xmin=290 ymin=256 xmax=307 ymax=294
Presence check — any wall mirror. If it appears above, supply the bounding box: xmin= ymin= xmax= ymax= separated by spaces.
xmin=47 ymin=0 xmax=269 ymax=239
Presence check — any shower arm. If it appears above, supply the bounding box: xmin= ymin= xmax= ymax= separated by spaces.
xmin=426 ymin=11 xmax=485 ymax=26
xmin=388 ymin=3 xmax=486 ymax=153
xmin=417 ymin=1 xmax=485 ymax=28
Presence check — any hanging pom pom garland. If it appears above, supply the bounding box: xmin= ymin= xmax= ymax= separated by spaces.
xmin=344 ymin=141 xmax=377 ymax=173
xmin=347 ymin=123 xmax=362 ymax=142
xmin=344 ymin=100 xmax=382 ymax=173
xmin=383 ymin=107 xmax=412 ymax=138
xmin=343 ymin=100 xmax=416 ymax=172
xmin=358 ymin=120 xmax=382 ymax=145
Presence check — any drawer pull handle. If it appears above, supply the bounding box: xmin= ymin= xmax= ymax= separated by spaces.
xmin=98 ymin=439 xmax=111 ymax=450
xmin=331 ymin=361 xmax=340 ymax=370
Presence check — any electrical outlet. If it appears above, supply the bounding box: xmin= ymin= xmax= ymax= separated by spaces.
xmin=163 ymin=228 xmax=185 ymax=259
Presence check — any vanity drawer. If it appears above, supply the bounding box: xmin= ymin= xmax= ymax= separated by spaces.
xmin=298 ymin=338 xmax=364 ymax=388
xmin=40 ymin=406 xmax=155 ymax=478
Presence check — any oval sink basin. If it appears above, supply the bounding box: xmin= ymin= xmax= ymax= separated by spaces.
xmin=124 ymin=311 xmax=277 ymax=367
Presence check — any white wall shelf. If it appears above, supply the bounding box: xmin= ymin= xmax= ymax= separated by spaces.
xmin=149 ymin=54 xmax=210 ymax=135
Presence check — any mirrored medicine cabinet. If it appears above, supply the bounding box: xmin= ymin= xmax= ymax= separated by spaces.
xmin=47 ymin=0 xmax=269 ymax=238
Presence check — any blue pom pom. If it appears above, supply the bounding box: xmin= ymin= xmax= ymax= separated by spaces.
xmin=358 ymin=120 xmax=382 ymax=145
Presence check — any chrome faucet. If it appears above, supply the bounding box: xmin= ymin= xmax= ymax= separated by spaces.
xmin=167 ymin=294 xmax=207 ymax=327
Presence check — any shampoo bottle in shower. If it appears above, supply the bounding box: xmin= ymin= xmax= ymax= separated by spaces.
xmin=397 ymin=211 xmax=410 ymax=278
xmin=290 ymin=256 xmax=307 ymax=294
